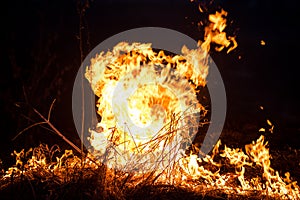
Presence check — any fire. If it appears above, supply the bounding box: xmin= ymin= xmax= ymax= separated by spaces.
xmin=176 ymin=135 xmax=300 ymax=198
xmin=85 ymin=9 xmax=237 ymax=171
xmin=85 ymin=42 xmax=203 ymax=170
xmin=1 ymin=7 xmax=299 ymax=200
xmin=202 ymin=9 xmax=238 ymax=53
xmin=4 ymin=134 xmax=299 ymax=199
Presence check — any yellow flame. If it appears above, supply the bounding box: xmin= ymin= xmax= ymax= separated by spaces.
xmin=202 ymin=9 xmax=237 ymax=53
xmin=266 ymin=119 xmax=274 ymax=133
xmin=3 ymin=7 xmax=299 ymax=200
xmin=85 ymin=41 xmax=210 ymax=170
xmin=267 ymin=119 xmax=272 ymax=126
xmin=85 ymin=10 xmax=237 ymax=170
xmin=177 ymin=134 xmax=300 ymax=198
xmin=259 ymin=128 xmax=266 ymax=132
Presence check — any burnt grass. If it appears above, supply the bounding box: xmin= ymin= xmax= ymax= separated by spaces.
xmin=0 ymin=124 xmax=299 ymax=200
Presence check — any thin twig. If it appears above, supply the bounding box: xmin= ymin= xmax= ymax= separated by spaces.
xmin=47 ymin=99 xmax=56 ymax=121
xmin=12 ymin=122 xmax=47 ymax=141
xmin=32 ymin=107 xmax=83 ymax=155
xmin=20 ymin=114 xmax=58 ymax=135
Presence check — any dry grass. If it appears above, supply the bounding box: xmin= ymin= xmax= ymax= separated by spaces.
xmin=0 ymin=140 xmax=297 ymax=200
xmin=1 ymin=103 xmax=299 ymax=200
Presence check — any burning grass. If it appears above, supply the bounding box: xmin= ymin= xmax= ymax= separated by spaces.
xmin=83 ymin=9 xmax=237 ymax=174
xmin=1 ymin=129 xmax=299 ymax=200
xmin=1 ymin=5 xmax=299 ymax=200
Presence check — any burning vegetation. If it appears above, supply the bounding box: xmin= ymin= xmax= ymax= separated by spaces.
xmin=1 ymin=133 xmax=299 ymax=199
xmin=1 ymin=5 xmax=299 ymax=200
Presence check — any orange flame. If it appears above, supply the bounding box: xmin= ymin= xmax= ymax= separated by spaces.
xmin=201 ymin=9 xmax=237 ymax=53
xmin=3 ymin=7 xmax=299 ymax=200
xmin=85 ymin=10 xmax=238 ymax=171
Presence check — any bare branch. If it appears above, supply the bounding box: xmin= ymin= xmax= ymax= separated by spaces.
xmin=12 ymin=122 xmax=47 ymax=141
xmin=32 ymin=107 xmax=83 ymax=155
xmin=47 ymin=99 xmax=56 ymax=121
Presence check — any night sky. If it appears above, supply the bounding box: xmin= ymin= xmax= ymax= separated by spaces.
xmin=1 ymin=0 xmax=300 ymax=167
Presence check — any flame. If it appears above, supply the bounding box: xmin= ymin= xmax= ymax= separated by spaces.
xmin=85 ymin=9 xmax=237 ymax=171
xmin=85 ymin=42 xmax=207 ymax=170
xmin=2 ymin=7 xmax=299 ymax=200
xmin=3 ymin=133 xmax=299 ymax=199
xmin=202 ymin=9 xmax=237 ymax=53
xmin=259 ymin=128 xmax=266 ymax=132
xmin=177 ymin=135 xmax=300 ymax=198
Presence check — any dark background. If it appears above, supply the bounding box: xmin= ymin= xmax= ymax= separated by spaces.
xmin=1 ymin=0 xmax=299 ymax=168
